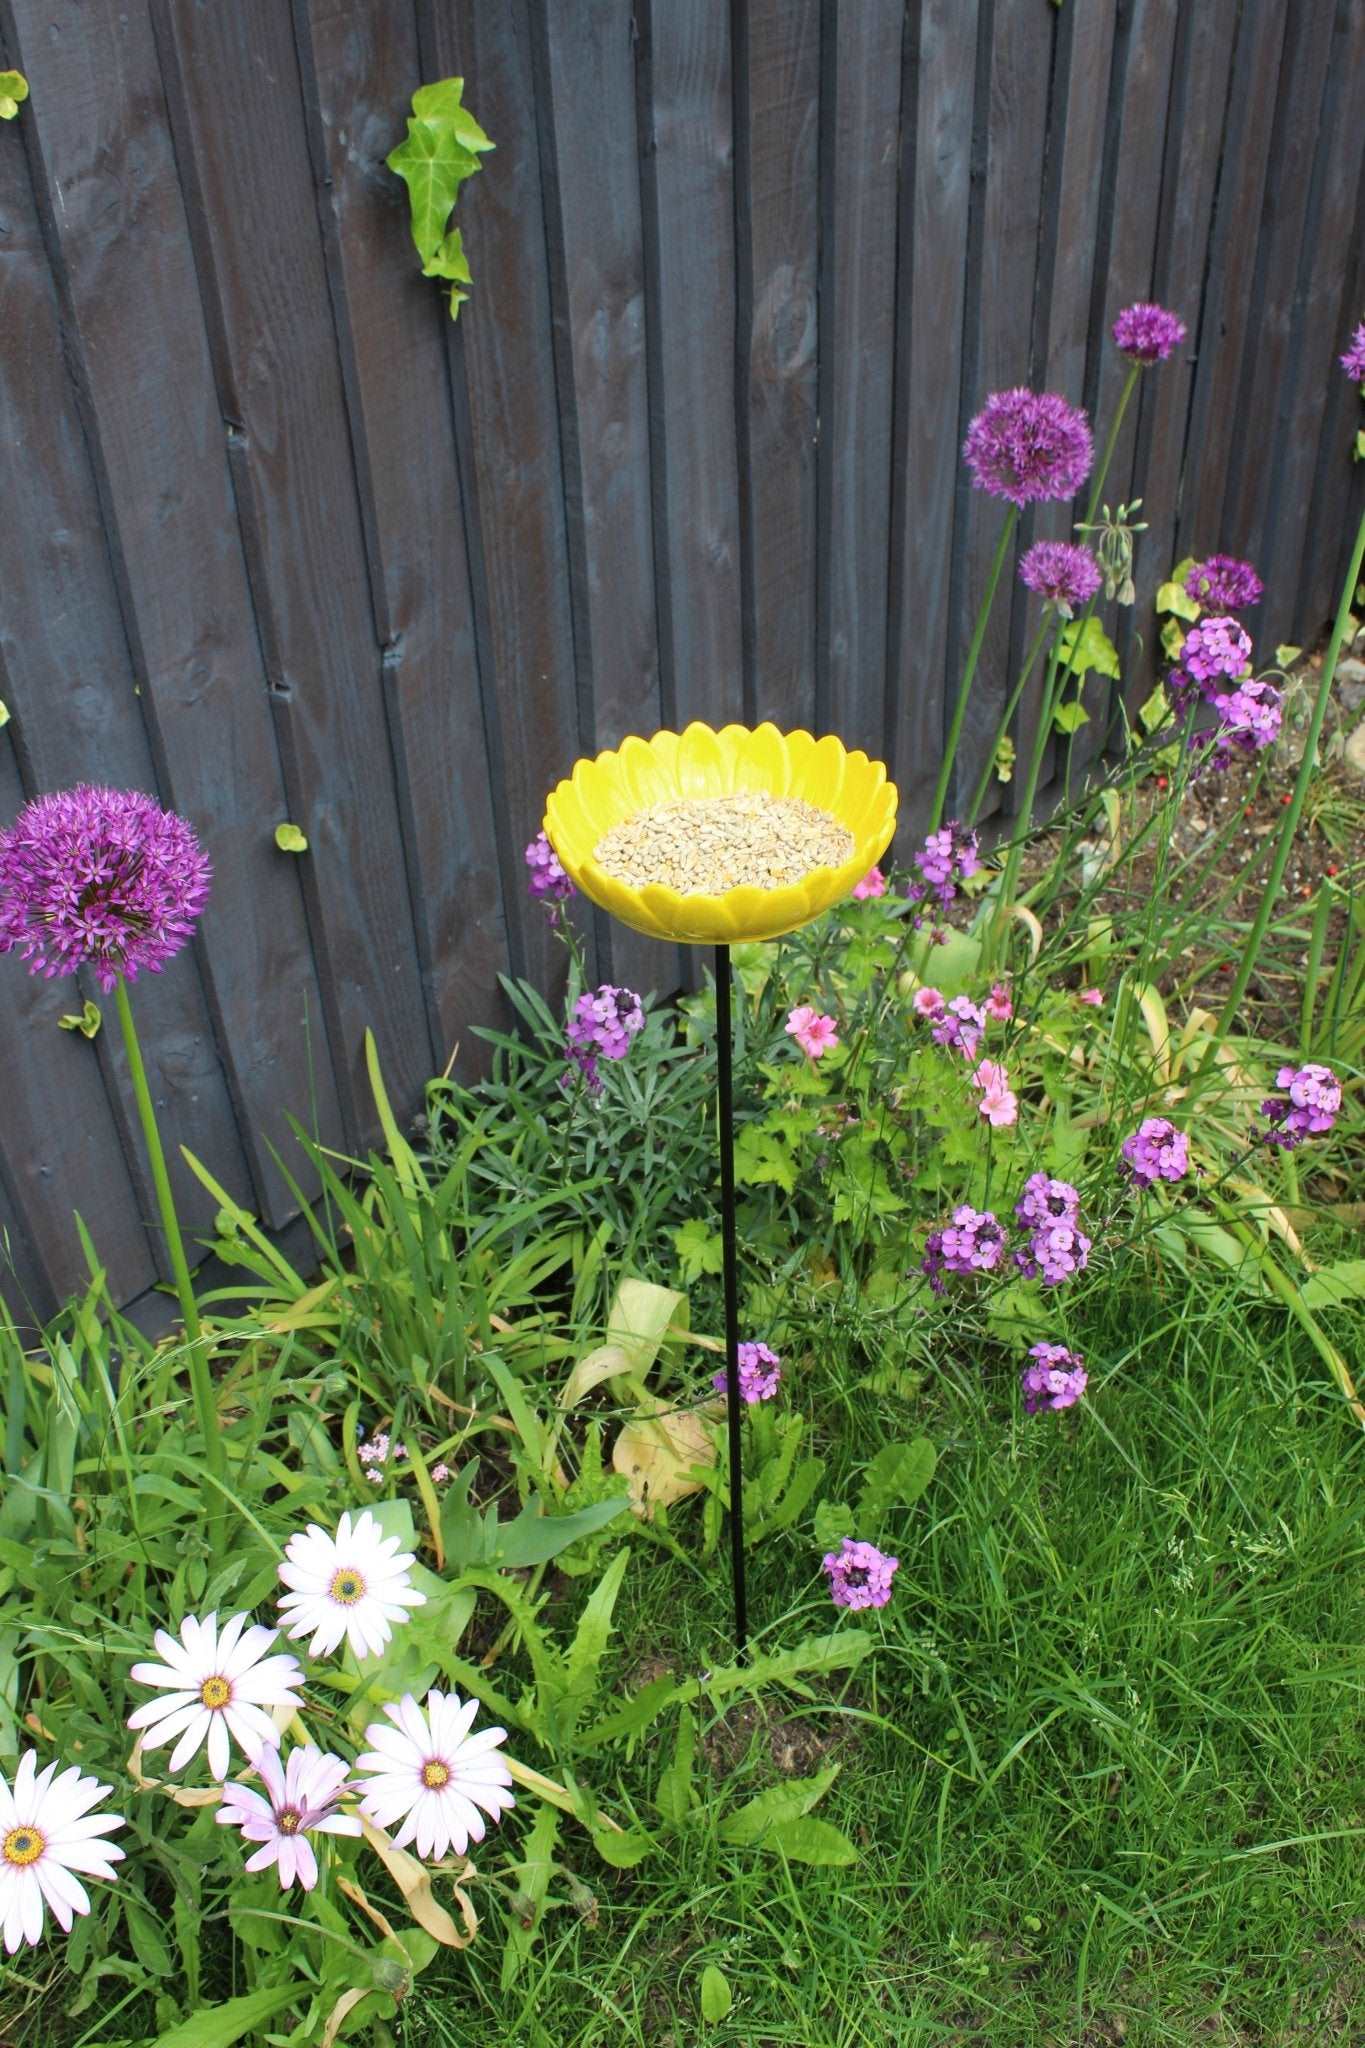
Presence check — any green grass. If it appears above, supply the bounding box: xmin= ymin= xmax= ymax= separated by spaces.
xmin=405 ymin=1274 xmax=1365 ymax=2047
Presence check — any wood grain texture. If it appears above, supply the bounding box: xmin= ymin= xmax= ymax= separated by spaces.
xmin=816 ymin=0 xmax=902 ymax=757
xmin=292 ymin=0 xmax=511 ymax=1069
xmin=736 ymin=0 xmax=819 ymax=733
xmin=887 ymin=0 xmax=980 ymax=837
xmin=151 ymin=0 xmax=435 ymax=1143
xmin=635 ymin=0 xmax=743 ymax=731
xmin=7 ymin=0 xmax=343 ymax=1226
xmin=1295 ymin=138 xmax=1365 ymax=649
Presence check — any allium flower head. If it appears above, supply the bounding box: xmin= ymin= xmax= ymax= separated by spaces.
xmin=1121 ymin=1117 xmax=1190 ymax=1189
xmin=1341 ymin=320 xmax=1365 ymax=385
xmin=1180 ymin=616 xmax=1253 ymax=687
xmin=963 ymin=389 xmax=1094 ymax=505
xmin=1184 ymin=556 xmax=1263 ymax=611
xmin=1111 ymin=302 xmax=1186 ymax=365
xmin=822 ymin=1538 xmax=898 ymax=1611
xmin=0 ymin=1752 xmax=125 ymax=1953
xmin=127 ymin=1611 xmax=305 ymax=1781
xmin=1021 ymin=1342 xmax=1088 ymax=1413
xmin=277 ymin=1509 xmax=426 ymax=1662
xmin=852 ymin=866 xmax=887 ymax=900
xmin=713 ymin=1340 xmax=782 ymax=1404
xmin=1018 ymin=540 xmax=1103 ymax=617
xmin=0 ymin=785 xmax=211 ymax=992
xmin=525 ymin=830 xmax=574 ymax=905
xmin=1259 ymin=1063 xmax=1342 ymax=1149
xmin=216 ymin=1745 xmax=361 ymax=1892
xmin=786 ymin=1005 xmax=840 ymax=1058
xmin=356 ymin=1690 xmax=514 ymax=1860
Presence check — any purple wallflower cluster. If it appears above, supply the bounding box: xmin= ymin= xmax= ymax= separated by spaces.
xmin=1021 ymin=1343 xmax=1088 ymax=1413
xmin=822 ymin=1538 xmax=899 ymax=1612
xmin=564 ymin=984 xmax=644 ymax=1092
xmin=1180 ymin=617 xmax=1254 ymax=687
xmin=0 ymin=786 xmax=211 ymax=992
xmin=930 ymin=995 xmax=986 ymax=1061
xmin=907 ymin=823 xmax=979 ymax=930
xmin=922 ymin=1206 xmax=1006 ymax=1294
xmin=1259 ymin=1064 xmax=1342 ymax=1150
xmin=525 ymin=830 xmax=574 ymax=906
xmin=1111 ymin=301 xmax=1187 ymax=365
xmin=1120 ymin=1117 xmax=1190 ymax=1189
xmin=962 ymin=389 xmax=1094 ymax=506
xmin=1166 ymin=615 xmax=1282 ymax=771
xmin=713 ymin=1340 xmax=782 ymax=1405
xmin=1013 ymin=1175 xmax=1090 ymax=1286
xmin=1184 ymin=555 xmax=1263 ymax=612
xmin=1341 ymin=320 xmax=1365 ymax=386
xmin=1018 ymin=540 xmax=1103 ymax=617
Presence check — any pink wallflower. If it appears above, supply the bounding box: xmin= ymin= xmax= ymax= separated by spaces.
xmin=786 ymin=1006 xmax=839 ymax=1059
xmin=712 ymin=1341 xmax=782 ymax=1405
xmin=1021 ymin=1343 xmax=1088 ymax=1413
xmin=1340 ymin=320 xmax=1365 ymax=385
xmin=852 ymin=866 xmax=887 ymax=901
xmin=1016 ymin=1220 xmax=1091 ymax=1286
xmin=1259 ymin=1063 xmax=1342 ymax=1149
xmin=984 ymin=982 xmax=1013 ymax=1022
xmin=1120 ymin=1117 xmax=1190 ymax=1189
xmin=822 ymin=1538 xmax=898 ymax=1612
xmin=1014 ymin=1174 xmax=1081 ymax=1230
xmin=907 ymin=823 xmax=979 ymax=928
xmin=0 ymin=786 xmax=211 ymax=992
xmin=962 ymin=389 xmax=1094 ymax=505
xmin=922 ymin=1206 xmax=1007 ymax=1293
xmin=565 ymin=984 xmax=645 ymax=1091
xmin=1111 ymin=302 xmax=1186 ymax=365
xmin=525 ymin=830 xmax=574 ymax=905
xmin=1181 ymin=616 xmax=1253 ymax=687
xmin=912 ymin=986 xmax=946 ymax=1020
xmin=1078 ymin=988 xmax=1104 ymax=1007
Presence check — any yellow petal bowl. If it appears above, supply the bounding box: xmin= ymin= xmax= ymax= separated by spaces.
xmin=543 ymin=723 xmax=898 ymax=945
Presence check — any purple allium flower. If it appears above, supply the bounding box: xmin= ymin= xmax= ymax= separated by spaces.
xmin=1341 ymin=320 xmax=1365 ymax=386
xmin=1180 ymin=616 xmax=1253 ymax=688
xmin=713 ymin=1341 xmax=782 ymax=1405
xmin=1018 ymin=540 xmax=1103 ymax=617
xmin=1014 ymin=1174 xmax=1081 ymax=1231
xmin=931 ymin=994 xmax=987 ymax=1060
xmin=1111 ymin=301 xmax=1187 ymax=365
xmin=1021 ymin=1342 xmax=1088 ymax=1413
xmin=0 ymin=786 xmax=211 ymax=993
xmin=962 ymin=389 xmax=1094 ymax=506
xmin=1120 ymin=1117 xmax=1190 ymax=1189
xmin=564 ymin=983 xmax=644 ymax=1091
xmin=1259 ymin=1063 xmax=1342 ymax=1149
xmin=1184 ymin=556 xmax=1263 ymax=612
xmin=822 ymin=1538 xmax=899 ymax=1612
xmin=1015 ymin=1221 xmax=1091 ymax=1287
xmin=525 ymin=830 xmax=573 ymax=905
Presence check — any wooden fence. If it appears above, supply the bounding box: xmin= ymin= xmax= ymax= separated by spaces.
xmin=0 ymin=0 xmax=1362 ymax=1325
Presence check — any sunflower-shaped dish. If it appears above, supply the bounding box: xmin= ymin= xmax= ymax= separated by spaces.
xmin=544 ymin=723 xmax=897 ymax=944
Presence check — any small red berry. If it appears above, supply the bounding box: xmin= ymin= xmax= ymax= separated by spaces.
xmin=1280 ymin=793 xmax=1293 ymax=806
xmin=1326 ymin=865 xmax=1339 ymax=878
xmin=1156 ymin=774 xmax=1169 ymax=790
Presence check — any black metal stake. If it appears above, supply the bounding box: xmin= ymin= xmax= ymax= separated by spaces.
xmin=713 ymin=942 xmax=749 ymax=1660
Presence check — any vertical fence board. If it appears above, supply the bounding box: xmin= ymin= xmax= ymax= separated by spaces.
xmin=151 ymin=0 xmax=434 ymax=1140
xmin=1297 ymin=149 xmax=1365 ymax=648
xmin=736 ymin=0 xmax=820 ymax=732
xmin=636 ymin=0 xmax=743 ymax=731
xmin=291 ymin=0 xmax=510 ymax=1070
xmin=7 ymin=0 xmax=343 ymax=1225
xmin=886 ymin=0 xmax=979 ymax=838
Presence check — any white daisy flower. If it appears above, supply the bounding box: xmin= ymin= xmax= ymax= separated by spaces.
xmin=277 ymin=1510 xmax=426 ymax=1661
xmin=0 ymin=1750 xmax=125 ymax=1953
xmin=216 ymin=1744 xmax=361 ymax=1891
xmin=355 ymin=1690 xmax=515 ymax=1860
xmin=127 ymin=1610 xmax=306 ymax=1781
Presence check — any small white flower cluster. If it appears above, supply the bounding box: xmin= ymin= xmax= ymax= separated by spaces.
xmin=1 ymin=1510 xmax=514 ymax=1953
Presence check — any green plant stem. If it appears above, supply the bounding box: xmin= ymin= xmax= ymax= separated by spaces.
xmin=986 ymin=640 xmax=1066 ymax=966
xmin=1202 ymin=499 xmax=1365 ymax=1074
xmin=967 ymin=612 xmax=1054 ymax=828
xmin=1084 ymin=362 xmax=1141 ymax=529
xmin=114 ymin=977 xmax=223 ymax=1502
xmin=929 ymin=506 xmax=1019 ymax=832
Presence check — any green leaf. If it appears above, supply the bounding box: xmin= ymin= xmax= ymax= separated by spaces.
xmin=274 ymin=822 xmax=308 ymax=853
xmin=656 ymin=1702 xmax=697 ymax=1826
xmin=1155 ymin=579 xmax=1201 ymax=621
xmin=386 ymin=78 xmax=493 ymax=319
xmin=0 ymin=71 xmax=28 ymax=120
xmin=734 ymin=1123 xmax=795 ymax=1193
xmin=58 ymin=999 xmax=102 ymax=1039
xmin=1160 ymin=616 xmax=1187 ymax=661
xmin=150 ymin=1984 xmax=307 ymax=2048
xmin=591 ymin=1824 xmax=654 ymax=1868
xmin=0 ymin=700 xmax=9 ymax=727
xmin=700 ymin=1965 xmax=733 ymax=2022
xmin=993 ymin=733 xmax=1016 ymax=784
xmin=812 ymin=1500 xmax=855 ymax=1551
xmin=488 ymin=1494 xmax=631 ymax=1570
xmin=857 ymin=1437 xmax=936 ymax=1525
xmin=758 ymin=1816 xmax=857 ymax=1865
xmin=719 ymin=1764 xmax=840 ymax=1848
xmin=1301 ymin=1261 xmax=1365 ymax=1312
xmin=1274 ymin=644 xmax=1302 ymax=669
xmin=1058 ymin=617 xmax=1120 ymax=680
xmin=557 ymin=1546 xmax=630 ymax=1735
xmin=1354 ymin=428 xmax=1364 ymax=464
xmin=671 ymin=1217 xmax=724 ymax=1283
xmin=1138 ymin=683 xmax=1169 ymax=734
xmin=1052 ymin=699 xmax=1090 ymax=735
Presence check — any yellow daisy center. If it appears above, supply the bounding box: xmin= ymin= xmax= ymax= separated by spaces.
xmin=278 ymin=1809 xmax=301 ymax=1835
xmin=2 ymin=1825 xmax=45 ymax=1868
xmin=420 ymin=1759 xmax=451 ymax=1791
xmin=329 ymin=1567 xmax=367 ymax=1606
xmin=200 ymin=1674 xmax=232 ymax=1710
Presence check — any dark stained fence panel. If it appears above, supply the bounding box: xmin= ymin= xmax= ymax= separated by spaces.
xmin=0 ymin=0 xmax=1359 ymax=1322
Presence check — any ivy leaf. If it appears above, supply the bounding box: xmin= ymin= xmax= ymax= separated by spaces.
xmin=274 ymin=822 xmax=308 ymax=853
xmin=386 ymin=78 xmax=493 ymax=320
xmin=1155 ymin=579 xmax=1200 ymax=621
xmin=1160 ymin=616 xmax=1187 ymax=662
xmin=0 ymin=72 xmax=29 ymax=121
xmin=0 ymin=700 xmax=9 ymax=728
xmin=1138 ymin=683 xmax=1169 ymax=734
xmin=1052 ymin=699 xmax=1089 ymax=735
xmin=1058 ymin=617 xmax=1120 ymax=681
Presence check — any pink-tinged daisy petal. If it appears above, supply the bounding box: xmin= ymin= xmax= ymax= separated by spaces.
xmin=133 ymin=1699 xmax=208 ymax=1750
xmin=167 ymin=1713 xmax=213 ymax=1777
xmin=35 ymin=1858 xmax=89 ymax=1933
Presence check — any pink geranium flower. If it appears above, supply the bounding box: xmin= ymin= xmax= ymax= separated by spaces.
xmin=984 ymin=982 xmax=1013 ymax=1022
xmin=1078 ymin=988 xmax=1104 ymax=1007
xmin=785 ymin=1005 xmax=839 ymax=1059
xmin=971 ymin=1060 xmax=1018 ymax=1126
xmin=852 ymin=866 xmax=887 ymax=901
xmin=912 ymin=986 xmax=946 ymax=1019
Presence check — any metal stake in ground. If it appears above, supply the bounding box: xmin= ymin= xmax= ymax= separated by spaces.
xmin=713 ymin=943 xmax=749 ymax=1660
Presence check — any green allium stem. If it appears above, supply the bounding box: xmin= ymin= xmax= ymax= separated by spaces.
xmin=1084 ymin=362 xmax=1141 ymax=530
xmin=929 ymin=506 xmax=1019 ymax=833
xmin=967 ymin=611 xmax=1055 ymax=829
